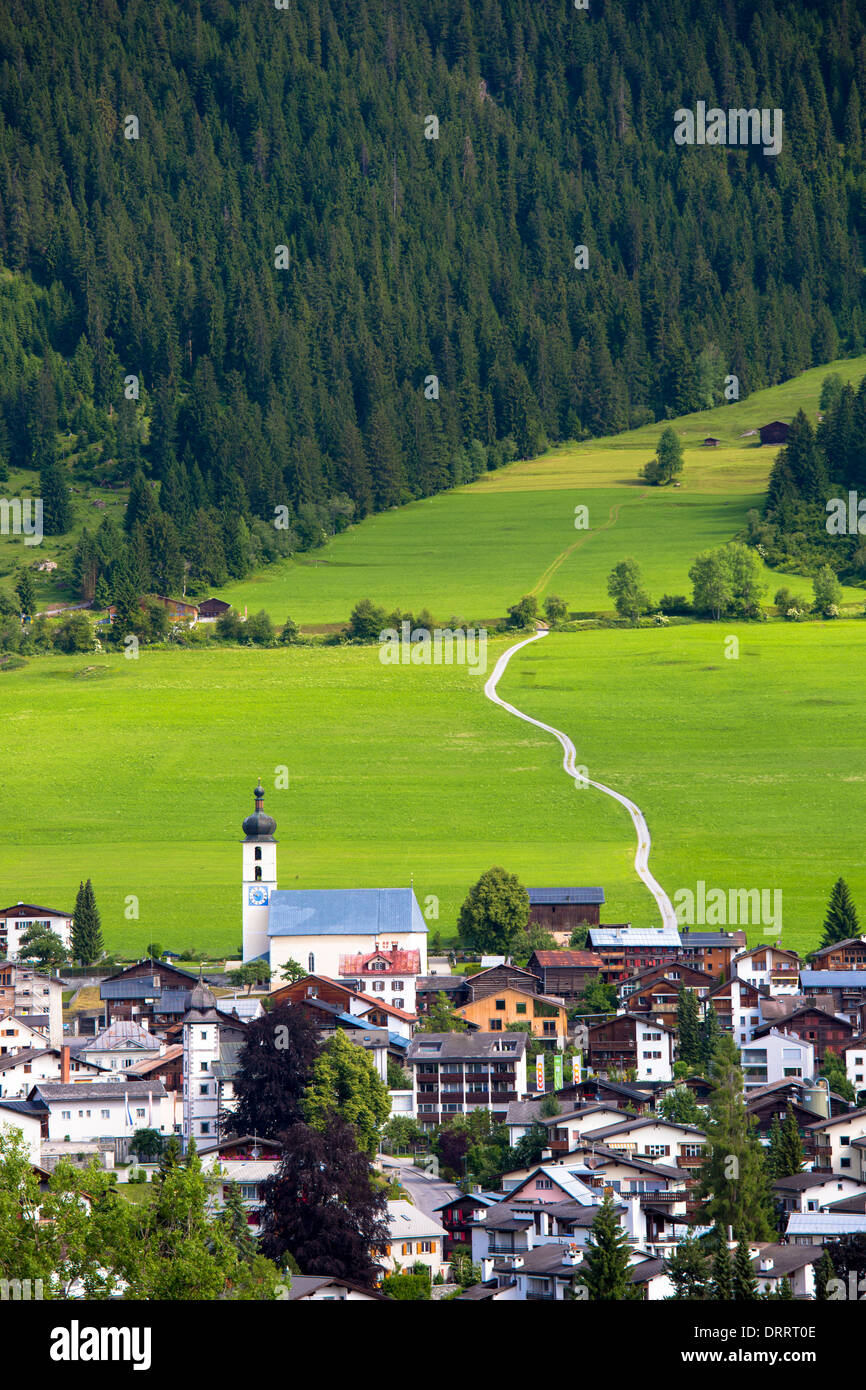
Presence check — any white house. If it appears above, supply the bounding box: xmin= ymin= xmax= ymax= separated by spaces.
xmin=29 ymin=1080 xmax=171 ymax=1141
xmin=211 ymin=1159 xmax=279 ymax=1236
xmin=772 ymin=1172 xmax=866 ymax=1216
xmin=0 ymin=963 xmax=64 ymax=1047
xmin=634 ymin=1018 xmax=675 ymax=1082
xmin=751 ymin=1243 xmax=823 ymax=1297
xmin=739 ymin=1029 xmax=815 ymax=1092
xmin=0 ymin=903 xmax=72 ymax=961
xmin=0 ymin=1016 xmax=49 ymax=1053
xmin=381 ymin=1200 xmax=448 ymax=1280
xmin=577 ymin=1116 xmax=707 ymax=1168
xmin=338 ymin=947 xmax=421 ymax=1015
xmin=0 ymin=1103 xmax=43 ymax=1162
xmin=733 ymin=945 xmax=802 ymax=995
xmin=0 ymin=1047 xmax=104 ymax=1098
xmin=238 ymin=782 xmax=428 ymax=976
xmin=841 ymin=1034 xmax=866 ymax=1095
xmin=804 ymin=1107 xmax=866 ymax=1176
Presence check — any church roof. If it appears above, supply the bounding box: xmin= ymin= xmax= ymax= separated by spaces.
xmin=267 ymin=888 xmax=427 ymax=938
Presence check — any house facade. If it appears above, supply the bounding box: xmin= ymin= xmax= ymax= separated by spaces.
xmin=0 ymin=903 xmax=72 ymax=961
xmin=406 ymin=1033 xmax=528 ymax=1128
xmin=586 ymin=1015 xmax=675 ymax=1082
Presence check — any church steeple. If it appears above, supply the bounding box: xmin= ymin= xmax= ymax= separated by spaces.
xmin=242 ymin=779 xmax=277 ymax=839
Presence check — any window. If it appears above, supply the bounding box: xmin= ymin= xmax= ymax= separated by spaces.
xmin=200 ymin=1084 xmax=209 ymax=1096
xmin=495 ymin=999 xmax=506 ymax=1010
xmin=255 ymin=846 xmax=262 ymax=861
xmin=200 ymin=1062 xmax=208 ymax=1072
xmin=489 ymin=1019 xmax=503 ymax=1030
xmin=841 ymin=1136 xmax=851 ymax=1145
xmin=101 ymin=1109 xmax=110 ymax=1119
xmin=402 ymin=1243 xmax=412 ymax=1256
xmin=372 ymin=981 xmax=385 ymax=992
xmin=420 ymin=1241 xmax=432 ymax=1253
xmin=515 ymin=1002 xmax=527 ymax=1015
xmin=536 ymin=1179 xmax=552 ymax=1189
xmin=392 ymin=981 xmax=404 ymax=992
xmin=201 ymin=1122 xmax=210 ymax=1135
xmin=840 ymin=1157 xmax=852 ymax=1169
xmin=308 ymin=954 xmax=315 ymax=973
xmin=136 ymin=1108 xmax=145 ymax=1118
xmin=61 ymin=1109 xmax=71 ymax=1119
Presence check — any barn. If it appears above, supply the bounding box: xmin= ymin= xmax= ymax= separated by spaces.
xmin=759 ymin=421 xmax=789 ymax=446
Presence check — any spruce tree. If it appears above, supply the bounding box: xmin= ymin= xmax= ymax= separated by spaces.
xmin=71 ymin=878 xmax=103 ymax=965
xmin=580 ymin=1193 xmax=641 ymax=1300
xmin=710 ymin=1232 xmax=733 ymax=1299
xmin=40 ymin=456 xmax=72 ymax=535
xmin=700 ymin=1004 xmax=722 ymax=1072
xmin=698 ymin=1034 xmax=774 ymax=1240
xmin=820 ymin=878 xmax=859 ymax=949
xmin=676 ymin=985 xmax=701 ymax=1067
xmin=219 ymin=1181 xmax=257 ymax=1264
xmin=732 ymin=1238 xmax=758 ymax=1300
xmin=14 ymin=568 xmax=36 ymax=619
xmin=777 ymin=1103 xmax=804 ymax=1178
xmin=766 ymin=1112 xmax=783 ymax=1179
xmin=815 ymin=1248 xmax=836 ymax=1300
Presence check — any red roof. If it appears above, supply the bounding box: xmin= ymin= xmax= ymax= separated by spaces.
xmin=530 ymin=951 xmax=604 ymax=968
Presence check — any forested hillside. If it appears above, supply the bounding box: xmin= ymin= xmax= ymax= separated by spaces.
xmin=1 ymin=0 xmax=866 ymax=600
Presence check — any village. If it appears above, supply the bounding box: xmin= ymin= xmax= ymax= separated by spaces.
xmin=1 ymin=782 xmax=865 ymax=1304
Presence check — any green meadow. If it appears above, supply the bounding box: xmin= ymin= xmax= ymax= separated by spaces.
xmin=219 ymin=354 xmax=866 ymax=626
xmin=2 ymin=620 xmax=865 ymax=959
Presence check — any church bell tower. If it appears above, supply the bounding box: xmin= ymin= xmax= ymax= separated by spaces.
xmin=241 ymin=781 xmax=277 ymax=962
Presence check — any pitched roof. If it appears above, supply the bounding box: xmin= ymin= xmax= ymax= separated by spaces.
xmin=811 ymin=936 xmax=866 ymax=957
xmin=267 ymin=888 xmax=427 ymax=938
xmin=584 ymin=1117 xmax=706 ymax=1140
xmin=284 ymin=1275 xmax=388 ymax=1301
xmin=751 ymin=1243 xmax=825 ymax=1276
xmin=527 ymin=888 xmax=604 ymax=906
xmin=386 ymin=1199 xmax=447 ymax=1239
xmin=589 ymin=927 xmax=682 ymax=947
xmin=804 ymin=1105 xmax=866 ymax=1132
xmin=786 ymin=1211 xmax=866 ymax=1235
xmin=0 ymin=903 xmax=70 ymax=918
xmin=528 ymin=951 xmax=604 ymax=968
xmin=29 ymin=1080 xmax=167 ymax=1102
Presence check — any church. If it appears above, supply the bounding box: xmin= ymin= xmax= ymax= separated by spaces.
xmin=240 ymin=782 xmax=428 ymax=983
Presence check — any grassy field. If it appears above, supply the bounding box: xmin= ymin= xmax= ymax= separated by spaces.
xmin=2 ymin=621 xmax=865 ymax=960
xmin=219 ymin=354 xmax=866 ymax=625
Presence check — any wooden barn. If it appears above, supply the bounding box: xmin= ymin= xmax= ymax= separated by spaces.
xmin=527 ymin=887 xmax=604 ymax=934
xmin=759 ymin=420 xmax=789 ymax=446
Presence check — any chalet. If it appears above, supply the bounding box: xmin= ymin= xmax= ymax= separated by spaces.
xmin=150 ymin=595 xmax=200 ymax=622
xmin=557 ymin=1077 xmax=654 ymax=1113
xmin=0 ymin=1016 xmax=49 ymax=1054
xmin=576 ymin=1116 xmax=707 ymax=1173
xmin=541 ymin=1104 xmax=631 ymax=1156
xmin=455 ymin=986 xmax=568 ymax=1050
xmin=500 ymin=1164 xmax=596 ymax=1206
xmin=752 ymin=1005 xmax=856 ymax=1066
xmin=588 ymin=927 xmax=682 ymax=984
xmin=759 ymin=420 xmax=790 ymax=445
xmin=463 ymin=962 xmax=541 ymax=1001
xmin=127 ymin=1044 xmax=184 ymax=1092
xmin=702 ymin=437 xmax=720 ymax=447
xmin=751 ymin=1244 xmax=824 ymax=1298
xmin=733 ymin=944 xmax=802 ymax=994
xmin=199 ymin=1133 xmax=284 ymax=1165
xmin=0 ymin=902 xmax=72 ymax=961
xmin=527 ymin=950 xmax=604 ymax=1003
xmin=99 ymin=958 xmax=214 ymax=1028
xmin=406 ymin=1032 xmax=528 ymax=1128
xmin=772 ymin=1172 xmax=866 ymax=1217
xmin=526 ymin=887 xmax=605 ymax=939
xmin=0 ymin=1047 xmax=104 ymax=1098
xmin=415 ymin=975 xmax=468 ymax=1013
xmin=707 ymin=974 xmax=767 ymax=1044
xmin=810 ymin=936 xmax=866 ymax=972
xmin=799 ymin=971 xmax=866 ymax=1027
xmin=586 ymin=1014 xmax=675 ymax=1082
xmin=268 ymin=972 xmax=417 ymax=1039
xmin=196 ymin=598 xmax=232 ymax=621
xmin=433 ymin=1191 xmax=501 ymax=1258
xmin=621 ymin=963 xmax=713 ymax=1028
xmin=786 ymin=1210 xmax=866 ymax=1245
xmin=676 ymin=928 xmax=746 ymax=981
xmin=804 ymin=1107 xmax=866 ymax=1176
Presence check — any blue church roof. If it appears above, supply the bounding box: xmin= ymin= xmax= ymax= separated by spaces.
xmin=267 ymin=888 xmax=427 ymax=938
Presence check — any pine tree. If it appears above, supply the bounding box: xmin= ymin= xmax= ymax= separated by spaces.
xmin=815 ymin=1248 xmax=836 ymax=1300
xmin=676 ymin=985 xmax=701 ymax=1066
xmin=14 ymin=568 xmax=36 ymax=618
xmin=580 ymin=1193 xmax=641 ymax=1300
xmin=219 ymin=1181 xmax=257 ymax=1264
xmin=777 ymin=1103 xmax=804 ymax=1178
xmin=698 ymin=1034 xmax=774 ymax=1240
xmin=157 ymin=1134 xmax=182 ymax=1179
xmin=40 ymin=457 xmax=72 ymax=535
xmin=700 ymin=1004 xmax=722 ymax=1071
xmin=710 ymin=1232 xmax=733 ymax=1299
xmin=732 ymin=1238 xmax=758 ymax=1300
xmin=820 ymin=878 xmax=859 ymax=949
xmin=766 ymin=1113 xmax=783 ymax=1179
xmin=71 ymin=878 xmax=103 ymax=965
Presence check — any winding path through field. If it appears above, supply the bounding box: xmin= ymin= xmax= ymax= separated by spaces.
xmin=484 ymin=627 xmax=678 ymax=929
xmin=528 ymin=489 xmax=650 ymax=598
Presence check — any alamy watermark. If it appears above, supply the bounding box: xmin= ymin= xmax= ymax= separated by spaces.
xmin=674 ymin=880 xmax=782 ymax=935
xmin=674 ymin=103 xmax=783 ymax=157
xmin=826 ymin=492 xmax=866 ymax=534
xmin=0 ymin=497 xmax=43 ymax=545
xmin=378 ymin=622 xmax=488 ymax=674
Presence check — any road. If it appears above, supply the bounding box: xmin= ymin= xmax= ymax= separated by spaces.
xmin=379 ymin=1156 xmax=460 ymax=1222
xmin=484 ymin=628 xmax=677 ymax=930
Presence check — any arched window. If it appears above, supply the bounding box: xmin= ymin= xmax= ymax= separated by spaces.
xmin=308 ymin=953 xmax=315 ymax=973
xmin=255 ymin=846 xmax=262 ymax=862
xmin=255 ymin=866 xmax=262 ymax=881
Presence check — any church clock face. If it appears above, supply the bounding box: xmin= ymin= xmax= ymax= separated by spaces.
xmin=248 ymin=884 xmax=269 ymax=906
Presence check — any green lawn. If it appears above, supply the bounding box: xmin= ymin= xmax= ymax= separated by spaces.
xmin=2 ymin=622 xmax=865 ymax=960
